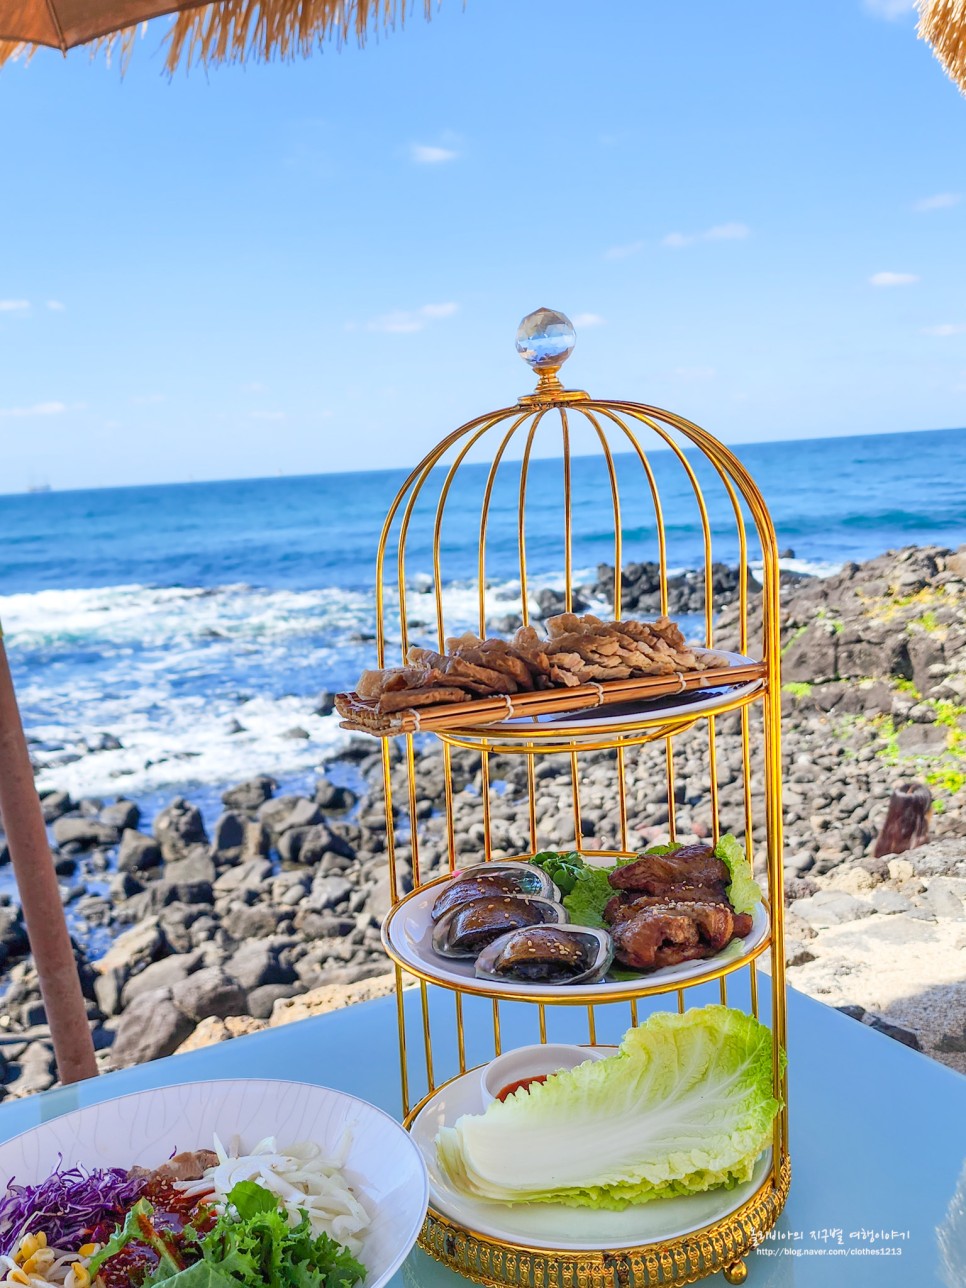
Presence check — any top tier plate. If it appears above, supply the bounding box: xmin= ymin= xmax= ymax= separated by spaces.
xmin=337 ymin=650 xmax=764 ymax=741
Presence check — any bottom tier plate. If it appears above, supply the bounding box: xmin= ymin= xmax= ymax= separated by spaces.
xmin=408 ymin=1061 xmax=776 ymax=1254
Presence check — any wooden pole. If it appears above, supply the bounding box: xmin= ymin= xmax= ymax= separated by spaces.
xmin=0 ymin=631 xmax=98 ymax=1083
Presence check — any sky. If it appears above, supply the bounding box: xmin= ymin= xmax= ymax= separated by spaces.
xmin=2 ymin=0 xmax=966 ymax=491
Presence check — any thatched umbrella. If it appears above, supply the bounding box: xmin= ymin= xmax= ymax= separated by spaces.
xmin=0 ymin=0 xmax=441 ymax=1087
xmin=919 ymin=0 xmax=966 ymax=94
xmin=0 ymin=0 xmax=436 ymax=72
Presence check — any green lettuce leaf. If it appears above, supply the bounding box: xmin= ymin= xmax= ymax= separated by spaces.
xmin=437 ymin=1006 xmax=782 ymax=1209
xmin=714 ymin=834 xmax=762 ymax=915
xmin=561 ymin=866 xmax=613 ymax=927
xmin=530 ymin=851 xmax=585 ymax=895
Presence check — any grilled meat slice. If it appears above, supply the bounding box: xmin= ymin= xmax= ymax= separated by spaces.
xmin=610 ymin=906 xmax=702 ymax=970
xmin=607 ymin=845 xmax=730 ymax=898
xmin=608 ymin=898 xmax=737 ymax=971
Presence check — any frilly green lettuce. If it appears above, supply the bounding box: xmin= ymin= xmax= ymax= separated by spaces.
xmin=437 ymin=1006 xmax=782 ymax=1209
xmin=714 ymin=834 xmax=762 ymax=915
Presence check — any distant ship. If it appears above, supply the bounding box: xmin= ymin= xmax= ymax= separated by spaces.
xmin=26 ymin=483 xmax=52 ymax=493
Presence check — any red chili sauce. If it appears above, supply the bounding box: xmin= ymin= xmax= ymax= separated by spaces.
xmin=496 ymin=1074 xmax=549 ymax=1102
xmin=94 ymin=1180 xmax=216 ymax=1288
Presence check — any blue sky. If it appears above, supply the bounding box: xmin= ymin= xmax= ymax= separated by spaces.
xmin=1 ymin=0 xmax=965 ymax=490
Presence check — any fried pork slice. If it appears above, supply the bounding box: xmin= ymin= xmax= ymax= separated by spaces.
xmin=510 ymin=626 xmax=553 ymax=681
xmin=356 ymin=665 xmax=436 ymax=699
xmin=610 ymin=899 xmax=737 ymax=970
xmin=407 ymin=647 xmax=516 ymax=695
xmin=376 ymin=685 xmax=470 ymax=713
xmin=446 ymin=635 xmax=535 ymax=690
xmin=607 ymin=844 xmax=730 ymax=897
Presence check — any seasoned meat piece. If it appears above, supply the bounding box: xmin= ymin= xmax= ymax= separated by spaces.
xmin=732 ymin=911 xmax=754 ymax=938
xmin=607 ymin=846 xmax=730 ymax=898
xmin=142 ymin=1149 xmax=219 ymax=1183
xmin=610 ymin=907 xmax=701 ymax=971
xmin=609 ymin=899 xmax=737 ymax=970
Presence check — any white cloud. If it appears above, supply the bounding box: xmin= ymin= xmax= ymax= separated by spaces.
xmin=249 ymin=410 xmax=286 ymax=421
xmin=863 ymin=0 xmax=915 ymax=18
xmin=46 ymin=300 xmax=66 ymax=311
xmin=410 ymin=144 xmax=459 ymax=164
xmin=604 ymin=241 xmax=646 ymax=261
xmin=663 ymin=222 xmax=750 ymax=248
xmin=0 ymin=401 xmax=67 ymax=417
xmin=672 ymin=366 xmax=717 ymax=381
xmin=0 ymin=299 xmax=29 ymax=312
xmin=922 ymin=323 xmax=966 ymax=336
xmin=869 ymin=271 xmax=920 ymax=286
xmin=365 ymin=302 xmax=459 ymax=334
xmin=914 ymin=193 xmax=961 ymax=212
xmin=572 ymin=313 xmax=605 ymax=328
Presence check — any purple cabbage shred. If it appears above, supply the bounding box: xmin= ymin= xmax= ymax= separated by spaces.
xmin=0 ymin=1163 xmax=147 ymax=1256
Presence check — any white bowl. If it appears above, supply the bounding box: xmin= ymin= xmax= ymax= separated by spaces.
xmin=480 ymin=1043 xmax=606 ymax=1106
xmin=0 ymin=1079 xmax=429 ymax=1288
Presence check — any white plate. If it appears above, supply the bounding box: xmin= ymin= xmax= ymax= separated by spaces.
xmin=410 ymin=1060 xmax=771 ymax=1252
xmin=0 ymin=1079 xmax=429 ymax=1288
xmin=383 ymin=865 xmax=770 ymax=1001
xmin=469 ymin=650 xmax=763 ymax=737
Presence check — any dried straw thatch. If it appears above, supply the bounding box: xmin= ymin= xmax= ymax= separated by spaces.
xmin=0 ymin=0 xmax=437 ymax=73
xmin=918 ymin=0 xmax=966 ymax=95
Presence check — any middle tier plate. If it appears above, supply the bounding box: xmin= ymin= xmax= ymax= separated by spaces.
xmin=382 ymin=866 xmax=770 ymax=1001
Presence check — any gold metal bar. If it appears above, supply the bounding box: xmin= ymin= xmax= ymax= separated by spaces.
xmin=577 ymin=409 xmax=623 ymax=617
xmin=420 ymin=980 xmax=434 ymax=1090
xmin=570 ymin=751 xmax=583 ymax=846
xmin=616 ymin=744 xmax=629 ymax=852
xmin=749 ymin=959 xmax=759 ymax=1019
xmin=478 ymin=417 xmax=525 ymax=639
xmin=630 ymin=998 xmax=639 ymax=1027
xmin=719 ymin=975 xmax=727 ymax=1006
xmin=381 ymin=738 xmax=398 ymax=900
xmin=586 ymin=1005 xmax=597 ymax=1045
xmin=429 ymin=410 xmax=530 ymax=650
xmin=707 ymin=714 xmax=720 ymax=845
xmin=741 ymin=705 xmax=754 ymax=869
xmin=492 ymin=999 xmax=502 ymax=1056
xmin=394 ymin=963 xmax=409 ymax=1116
xmin=676 ymin=989 xmax=685 ymax=1015
xmin=526 ymin=753 xmax=538 ymax=851
xmin=517 ymin=414 xmax=543 ymax=628
xmin=589 ymin=406 xmax=668 ymax=613
xmin=405 ymin=733 xmax=421 ymax=888
xmin=538 ymin=1003 xmax=548 ymax=1044
xmin=442 ymin=742 xmax=457 ymax=871
xmin=455 ymin=992 xmax=466 ymax=1073
xmin=560 ymin=408 xmax=573 ymax=611
xmin=665 ymin=737 xmax=677 ymax=842
xmin=481 ymin=745 xmax=492 ymax=862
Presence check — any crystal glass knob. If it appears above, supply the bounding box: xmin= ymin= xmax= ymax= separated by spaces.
xmin=515 ymin=308 xmax=576 ymax=371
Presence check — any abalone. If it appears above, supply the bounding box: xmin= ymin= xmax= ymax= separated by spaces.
xmin=431 ymin=862 xmax=559 ymax=923
xmin=431 ymin=895 xmax=567 ymax=959
xmin=474 ymin=924 xmax=613 ymax=985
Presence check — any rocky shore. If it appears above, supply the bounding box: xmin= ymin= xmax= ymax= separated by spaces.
xmin=0 ymin=543 xmax=964 ymax=1094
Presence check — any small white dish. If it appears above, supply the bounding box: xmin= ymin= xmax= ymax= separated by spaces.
xmin=480 ymin=1043 xmax=607 ymax=1106
xmin=410 ymin=1060 xmax=772 ymax=1252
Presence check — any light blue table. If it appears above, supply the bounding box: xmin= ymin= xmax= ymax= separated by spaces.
xmin=0 ymin=985 xmax=963 ymax=1287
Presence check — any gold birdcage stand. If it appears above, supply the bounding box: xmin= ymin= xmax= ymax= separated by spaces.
xmin=342 ymin=310 xmax=790 ymax=1287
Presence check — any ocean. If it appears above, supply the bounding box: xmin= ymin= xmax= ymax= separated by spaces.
xmin=1 ymin=426 xmax=965 ymax=836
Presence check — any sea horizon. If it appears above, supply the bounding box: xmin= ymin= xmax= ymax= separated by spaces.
xmin=2 ymin=420 xmax=964 ymax=499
